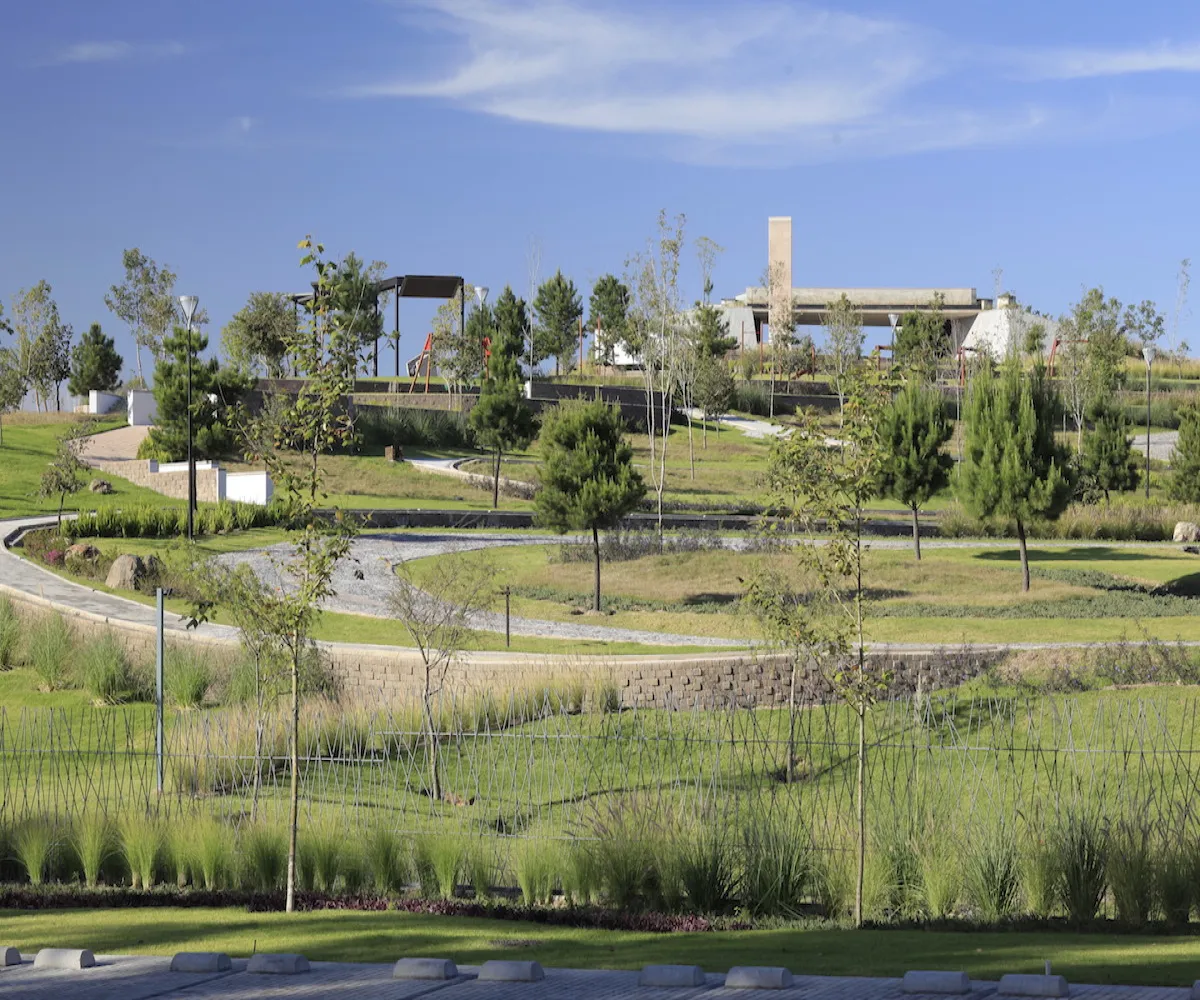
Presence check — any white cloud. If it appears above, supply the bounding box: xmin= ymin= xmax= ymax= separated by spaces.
xmin=51 ymin=40 xmax=184 ymax=65
xmin=1015 ymin=41 xmax=1200 ymax=80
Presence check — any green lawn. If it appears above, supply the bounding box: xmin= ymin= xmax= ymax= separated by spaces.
xmin=3 ymin=908 xmax=1200 ymax=984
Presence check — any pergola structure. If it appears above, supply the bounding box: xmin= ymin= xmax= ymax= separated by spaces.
xmin=290 ymin=273 xmax=465 ymax=379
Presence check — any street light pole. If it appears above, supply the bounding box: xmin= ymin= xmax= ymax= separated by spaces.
xmin=179 ymin=296 xmax=199 ymax=540
xmin=1143 ymin=344 xmax=1156 ymax=499
xmin=888 ymin=312 xmax=900 ymax=359
xmin=474 ymin=286 xmax=489 ymax=379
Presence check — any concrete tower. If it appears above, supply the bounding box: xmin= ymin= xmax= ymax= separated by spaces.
xmin=767 ymin=216 xmax=793 ymax=341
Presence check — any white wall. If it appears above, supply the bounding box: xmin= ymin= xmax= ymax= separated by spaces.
xmin=127 ymin=390 xmax=157 ymax=426
xmin=89 ymin=390 xmax=124 ymax=415
xmin=222 ymin=471 xmax=274 ymax=506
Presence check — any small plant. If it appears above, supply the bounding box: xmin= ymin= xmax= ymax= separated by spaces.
xmin=593 ymin=677 xmax=621 ymax=715
xmin=740 ymin=814 xmax=809 ymax=918
xmin=677 ymin=823 xmax=737 ymax=915
xmin=80 ymin=635 xmax=147 ymax=705
xmin=72 ymin=813 xmax=113 ymax=888
xmin=240 ymin=825 xmax=286 ymax=892
xmin=0 ymin=596 xmax=21 ymax=668
xmin=874 ymin=819 xmax=922 ymax=919
xmin=166 ymin=649 xmax=212 ymax=709
xmin=26 ymin=613 xmax=73 ymax=691
xmin=1055 ymin=811 xmax=1108 ymax=924
xmin=189 ymin=818 xmax=233 ymax=890
xmin=964 ymin=820 xmax=1021 ymax=921
xmin=916 ymin=828 xmax=961 ymax=918
xmin=13 ymin=816 xmax=59 ymax=885
xmin=561 ymin=841 xmax=601 ymax=906
xmin=1108 ymin=820 xmax=1155 ymax=927
xmin=513 ymin=839 xmax=557 ymax=906
xmin=166 ymin=825 xmax=191 ymax=887
xmin=341 ymin=843 xmax=367 ymax=896
xmin=1021 ymin=838 xmax=1059 ymax=918
xmin=308 ymin=824 xmax=343 ymax=894
xmin=365 ymin=827 xmax=409 ymax=895
xmin=120 ymin=814 xmax=161 ymax=889
xmin=811 ymin=844 xmax=855 ymax=921
xmin=412 ymin=834 xmax=461 ymax=899
xmin=1158 ymin=845 xmax=1192 ymax=926
xmin=463 ymin=840 xmax=493 ymax=901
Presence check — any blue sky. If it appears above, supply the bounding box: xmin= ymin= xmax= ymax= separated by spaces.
xmin=4 ymin=0 xmax=1200 ymax=381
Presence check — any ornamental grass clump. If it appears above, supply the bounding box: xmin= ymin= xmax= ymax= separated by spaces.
xmin=1157 ymin=845 xmax=1192 ymax=926
xmin=27 ymin=613 xmax=73 ymax=691
xmin=240 ymin=825 xmax=286 ymax=892
xmin=514 ymin=838 xmax=557 ymax=906
xmin=740 ymin=814 xmax=810 ymax=918
xmin=365 ymin=827 xmax=409 ymax=895
xmin=80 ymin=634 xmax=147 ymax=705
xmin=72 ymin=813 xmax=113 ymax=888
xmin=412 ymin=834 xmax=462 ymax=899
xmin=463 ymin=840 xmax=493 ymax=901
xmin=0 ymin=595 xmax=21 ymax=669
xmin=120 ymin=814 xmax=161 ymax=889
xmin=166 ymin=649 xmax=212 ymax=709
xmin=561 ymin=841 xmax=601 ymax=906
xmin=189 ymin=818 xmax=234 ymax=890
xmin=13 ymin=816 xmax=60 ymax=886
xmin=1021 ymin=838 xmax=1059 ymax=918
xmin=1107 ymin=819 xmax=1155 ymax=927
xmin=1055 ymin=811 xmax=1108 ymax=924
xmin=308 ymin=824 xmax=344 ymax=894
xmin=677 ymin=824 xmax=738 ymax=915
xmin=964 ymin=819 xmax=1021 ymax=921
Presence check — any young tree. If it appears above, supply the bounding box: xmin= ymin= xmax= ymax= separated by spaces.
xmin=1169 ymin=404 xmax=1200 ymax=504
xmin=222 ymin=292 xmax=297 ymax=377
xmin=1124 ymin=299 xmax=1165 ymax=350
xmin=0 ymin=348 xmax=25 ymax=446
xmin=39 ymin=421 xmax=92 ymax=527
xmin=492 ymin=285 xmax=531 ymax=382
xmin=104 ymin=248 xmax=177 ymax=383
xmin=822 ymin=293 xmax=865 ymax=425
xmin=746 ymin=361 xmax=896 ymax=927
xmin=534 ymin=400 xmax=646 ymax=611
xmin=68 ymin=323 xmax=123 ymax=398
xmin=894 ymin=294 xmax=947 ymax=383
xmin=876 ymin=381 xmax=953 ymax=559
xmin=12 ymin=281 xmax=71 ymax=411
xmin=534 ymin=270 xmax=583 ymax=375
xmin=140 ymin=325 xmax=250 ymax=461
xmin=1063 ymin=287 xmax=1127 ymax=398
xmin=691 ymin=235 xmax=735 ymax=359
xmin=332 ymin=252 xmax=386 ymax=374
xmin=1080 ymin=401 xmax=1140 ymax=503
xmin=957 ymin=361 xmax=1074 ymax=592
xmin=693 ymin=354 xmax=734 ymax=447
xmin=588 ymin=274 xmax=630 ymax=366
xmin=390 ymin=554 xmax=495 ymax=802
xmin=432 ymin=284 xmax=484 ymax=401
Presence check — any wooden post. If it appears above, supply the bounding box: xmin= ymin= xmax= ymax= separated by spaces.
xmin=504 ymin=586 xmax=511 ymax=647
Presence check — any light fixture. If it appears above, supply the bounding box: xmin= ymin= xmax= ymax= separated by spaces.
xmin=179 ymin=295 xmax=199 ymax=326
xmin=1143 ymin=344 xmax=1157 ymax=367
xmin=475 ymin=286 xmax=489 ymax=307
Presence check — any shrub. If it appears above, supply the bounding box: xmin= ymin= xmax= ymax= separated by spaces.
xmin=513 ymin=839 xmax=557 ymax=906
xmin=1055 ymin=812 xmax=1108 ymax=924
xmin=26 ymin=613 xmax=73 ymax=691
xmin=80 ymin=635 xmax=148 ymax=705
xmin=120 ymin=814 xmax=162 ymax=889
xmin=964 ymin=821 xmax=1021 ymax=921
xmin=166 ymin=649 xmax=212 ymax=709
xmin=1108 ymin=821 xmax=1155 ymax=927
xmin=0 ymin=596 xmax=21 ymax=669
xmin=740 ymin=815 xmax=808 ymax=918
xmin=240 ymin=825 xmax=286 ymax=892
xmin=355 ymin=405 xmax=475 ymax=450
xmin=365 ymin=827 xmax=409 ymax=895
xmin=13 ymin=816 xmax=59 ymax=886
xmin=733 ymin=382 xmax=771 ymax=416
xmin=72 ymin=813 xmax=113 ymax=888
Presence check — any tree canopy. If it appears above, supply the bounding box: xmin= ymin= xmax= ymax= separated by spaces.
xmin=68 ymin=323 xmax=123 ymax=398
xmin=1169 ymin=404 xmax=1200 ymax=504
xmin=104 ymin=248 xmax=178 ymax=383
xmin=588 ymin=274 xmax=629 ymax=366
xmin=222 ymin=292 xmax=296 ymax=377
xmin=534 ymin=270 xmax=583 ymax=375
xmin=894 ymin=294 xmax=947 ymax=383
xmin=1081 ymin=401 xmax=1139 ymax=502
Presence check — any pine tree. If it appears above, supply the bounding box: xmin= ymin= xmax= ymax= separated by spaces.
xmin=534 ymin=400 xmax=645 ymax=611
xmin=957 ymin=361 xmax=1074 ymax=592
xmin=533 ymin=270 xmax=583 ymax=375
xmin=1081 ymin=401 xmax=1139 ymax=503
xmin=68 ymin=323 xmax=123 ymax=397
xmin=1169 ymin=404 xmax=1200 ymax=503
xmin=491 ymin=285 xmax=530 ymax=381
xmin=876 ymin=381 xmax=953 ymax=559
xmin=894 ymin=294 xmax=947 ymax=384
xmin=588 ymin=274 xmax=629 ymax=366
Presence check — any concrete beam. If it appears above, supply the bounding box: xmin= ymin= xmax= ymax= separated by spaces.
xmin=725 ymin=966 xmax=794 ymax=989
xmin=247 ymin=953 xmax=309 ymax=975
xmin=393 ymin=958 xmax=458 ymax=980
xmin=170 ymin=952 xmax=232 ymax=973
xmin=34 ymin=948 xmax=95 ymax=970
xmin=0 ymin=946 xmax=21 ymax=967
xmin=479 ymin=960 xmax=544 ymax=982
xmin=639 ymin=964 xmax=706 ymax=987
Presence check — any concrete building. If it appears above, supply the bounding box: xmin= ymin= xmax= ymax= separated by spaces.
xmin=959 ymin=293 xmax=1058 ymax=361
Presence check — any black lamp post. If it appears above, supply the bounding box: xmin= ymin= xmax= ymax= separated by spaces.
xmin=179 ymin=295 xmax=199 ymax=540
xmin=1142 ymin=344 xmax=1156 ymax=499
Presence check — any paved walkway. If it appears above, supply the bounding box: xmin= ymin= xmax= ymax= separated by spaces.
xmin=79 ymin=425 xmax=149 ymax=465
xmin=0 ymin=954 xmax=1190 ymax=1000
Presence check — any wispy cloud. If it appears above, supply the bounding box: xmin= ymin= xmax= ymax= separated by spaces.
xmin=51 ymin=40 xmax=184 ymax=65
xmin=344 ymin=0 xmax=1200 ymax=163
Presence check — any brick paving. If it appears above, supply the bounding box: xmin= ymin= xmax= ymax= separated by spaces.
xmin=0 ymin=955 xmax=1194 ymax=1000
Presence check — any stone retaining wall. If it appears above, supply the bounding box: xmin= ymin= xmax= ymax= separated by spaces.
xmin=85 ymin=459 xmax=222 ymax=503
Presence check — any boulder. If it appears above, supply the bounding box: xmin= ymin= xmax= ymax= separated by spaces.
xmin=66 ymin=543 xmax=100 ymax=561
xmin=89 ymin=479 xmax=114 ymax=494
xmin=105 ymin=554 xmax=145 ymax=591
xmin=1174 ymin=522 xmax=1200 ymax=543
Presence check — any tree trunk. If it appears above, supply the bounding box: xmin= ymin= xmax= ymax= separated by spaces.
xmin=423 ymin=683 xmax=442 ymax=803
xmin=492 ymin=448 xmax=501 ymax=508
xmin=57 ymin=493 xmax=65 ymax=530
xmin=592 ymin=524 xmax=602 ymax=612
xmin=686 ymin=413 xmax=695 ymax=479
xmin=786 ymin=660 xmax=797 ymax=784
xmin=855 ymin=700 xmax=866 ymax=928
xmin=702 ymin=418 xmax=707 ymax=449
xmin=1016 ymin=517 xmax=1030 ymax=593
xmin=911 ymin=505 xmax=921 ymax=561
xmin=285 ymin=644 xmax=300 ymax=913
xmin=251 ymin=652 xmax=263 ymax=823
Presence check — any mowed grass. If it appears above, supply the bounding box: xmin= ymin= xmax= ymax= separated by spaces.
xmin=6 ymin=908 xmax=1200 ymax=984
xmin=405 ymin=541 xmax=1200 ymax=645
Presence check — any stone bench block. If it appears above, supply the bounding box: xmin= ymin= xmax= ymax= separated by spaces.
xmin=639 ymin=964 xmax=706 ymax=987
xmin=726 ymin=966 xmax=794 ymax=989
xmin=171 ymin=952 xmax=232 ymax=973
xmin=1 ymin=946 xmax=21 ymax=967
xmin=247 ymin=953 xmax=309 ymax=975
xmin=393 ymin=957 xmax=458 ymax=980
xmin=479 ymin=960 xmax=544 ymax=982
xmin=998 ymin=973 xmax=1069 ymax=997
xmin=34 ymin=949 xmax=95 ymax=970
xmin=903 ymin=970 xmax=971 ymax=994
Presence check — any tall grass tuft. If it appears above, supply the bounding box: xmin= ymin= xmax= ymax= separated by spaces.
xmin=413 ymin=834 xmax=462 ymax=899
xmin=308 ymin=825 xmax=344 ymax=894
xmin=365 ymin=828 xmax=409 ymax=895
xmin=964 ymin=820 xmax=1021 ymax=921
xmin=463 ymin=840 xmax=493 ymax=901
xmin=514 ymin=839 xmax=558 ymax=906
xmin=562 ymin=841 xmax=601 ymax=906
xmin=72 ymin=813 xmax=113 ymax=888
xmin=13 ymin=816 xmax=59 ymax=885
xmin=27 ymin=613 xmax=73 ymax=690
xmin=120 ymin=815 xmax=161 ymax=889
xmin=80 ymin=635 xmax=147 ymax=705
xmin=1022 ymin=838 xmax=1059 ymax=918
xmin=0 ymin=595 xmax=21 ymax=668
xmin=189 ymin=819 xmax=233 ymax=890
xmin=341 ymin=843 xmax=366 ymax=896
xmin=874 ymin=819 xmax=922 ymax=919
xmin=240 ymin=825 xmax=286 ymax=892
xmin=166 ymin=826 xmax=191 ymax=887
xmin=1158 ymin=845 xmax=1192 ymax=926
xmin=740 ymin=814 xmax=809 ymax=918
xmin=677 ymin=824 xmax=737 ymax=915
xmin=811 ymin=842 xmax=856 ymax=921
xmin=167 ymin=649 xmax=212 ymax=709
xmin=1108 ymin=821 xmax=1154 ymax=927
xmin=916 ymin=829 xmax=961 ymax=918
xmin=1055 ymin=812 xmax=1108 ymax=924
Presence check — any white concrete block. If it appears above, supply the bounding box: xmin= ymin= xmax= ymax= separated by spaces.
xmin=127 ymin=390 xmax=157 ymax=426
xmin=725 ymin=966 xmax=794 ymax=989
xmin=478 ymin=960 xmax=545 ymax=982
xmin=34 ymin=948 xmax=95 ymax=969
xmin=0 ymin=946 xmax=21 ymax=966
xmin=170 ymin=952 xmax=232 ymax=973
xmin=998 ymin=973 xmax=1068 ymax=997
xmin=903 ymin=970 xmax=971 ymax=994
xmin=247 ymin=953 xmax=309 ymax=975
xmin=224 ymin=471 xmax=273 ymax=505
xmin=393 ymin=957 xmax=458 ymax=980
xmin=639 ymin=964 xmax=706 ymax=987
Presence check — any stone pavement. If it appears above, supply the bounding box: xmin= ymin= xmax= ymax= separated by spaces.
xmin=0 ymin=955 xmax=1193 ymax=1000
